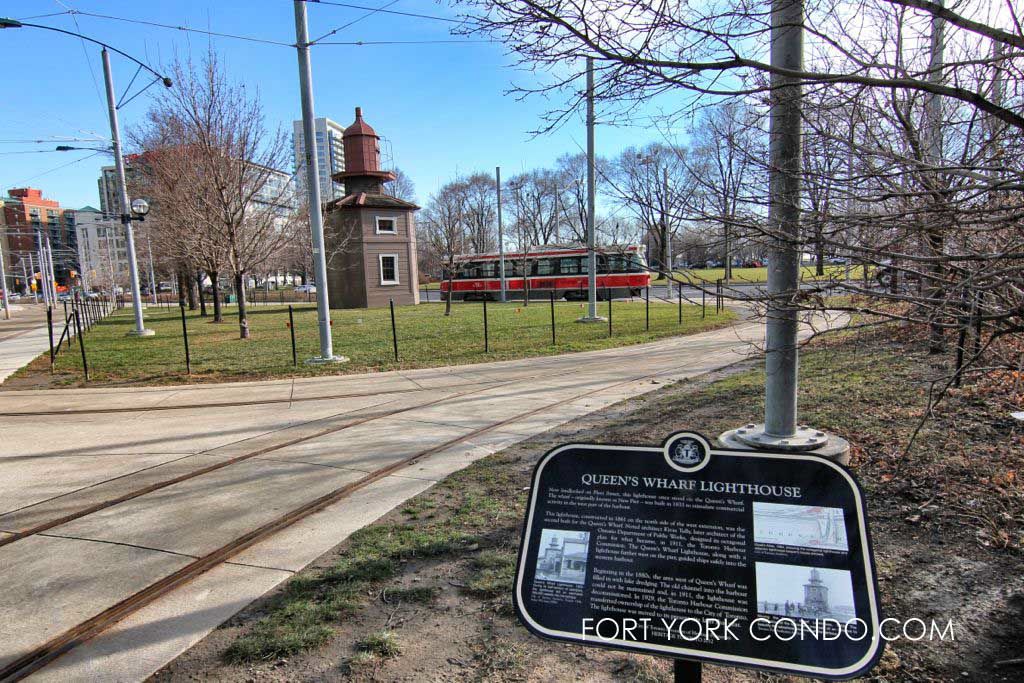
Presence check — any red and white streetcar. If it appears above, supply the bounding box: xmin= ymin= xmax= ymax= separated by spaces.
xmin=440 ymin=244 xmax=650 ymax=301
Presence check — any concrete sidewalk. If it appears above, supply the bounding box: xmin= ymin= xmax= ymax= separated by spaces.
xmin=0 ymin=311 xmax=842 ymax=681
xmin=0 ymin=303 xmax=52 ymax=384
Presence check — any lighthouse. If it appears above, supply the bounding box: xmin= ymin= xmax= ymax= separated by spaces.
xmin=324 ymin=107 xmax=420 ymax=309
xmin=803 ymin=568 xmax=830 ymax=615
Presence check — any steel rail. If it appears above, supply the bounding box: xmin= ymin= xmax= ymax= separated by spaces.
xmin=0 ymin=360 xmax=698 ymax=682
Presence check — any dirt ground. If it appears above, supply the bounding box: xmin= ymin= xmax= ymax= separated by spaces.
xmin=153 ymin=325 xmax=1024 ymax=682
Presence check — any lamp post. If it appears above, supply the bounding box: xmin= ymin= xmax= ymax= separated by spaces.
xmin=2 ymin=17 xmax=171 ymax=336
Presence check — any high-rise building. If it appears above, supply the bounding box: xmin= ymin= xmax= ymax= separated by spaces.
xmin=292 ymin=117 xmax=346 ymax=203
xmin=1 ymin=188 xmax=78 ymax=287
xmin=97 ymin=155 xmax=144 ymax=218
xmin=74 ymin=206 xmax=129 ymax=293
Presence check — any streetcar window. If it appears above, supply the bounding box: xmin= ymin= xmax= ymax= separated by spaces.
xmin=479 ymin=261 xmax=497 ymax=278
xmin=535 ymin=258 xmax=555 ymax=276
xmin=558 ymin=257 xmax=580 ymax=275
xmin=459 ymin=261 xmax=483 ymax=279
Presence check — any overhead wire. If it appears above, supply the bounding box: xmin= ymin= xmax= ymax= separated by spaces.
xmin=308 ymin=0 xmax=402 ymax=44
xmin=306 ymin=1 xmax=464 ymax=25
xmin=63 ymin=10 xmax=295 ymax=47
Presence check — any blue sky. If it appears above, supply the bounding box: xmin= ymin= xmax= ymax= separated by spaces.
xmin=0 ymin=1 xmax=682 ymax=210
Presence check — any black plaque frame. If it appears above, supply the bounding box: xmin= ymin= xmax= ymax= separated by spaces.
xmin=513 ymin=431 xmax=884 ymax=680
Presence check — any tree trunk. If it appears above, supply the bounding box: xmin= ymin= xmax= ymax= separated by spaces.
xmin=197 ymin=269 xmax=208 ymax=317
xmin=177 ymin=268 xmax=188 ymax=307
xmin=235 ymin=272 xmax=250 ymax=339
xmin=815 ymin=224 xmax=825 ymax=276
xmin=210 ymin=269 xmax=223 ymax=323
xmin=186 ymin=270 xmax=197 ymax=310
xmin=724 ymin=221 xmax=733 ymax=281
xmin=300 ymin=269 xmax=308 ymax=286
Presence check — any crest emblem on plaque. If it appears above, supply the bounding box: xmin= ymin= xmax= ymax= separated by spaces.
xmin=672 ymin=439 xmax=703 ymax=465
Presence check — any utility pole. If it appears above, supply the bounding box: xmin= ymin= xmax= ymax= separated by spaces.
xmin=45 ymin=233 xmax=58 ymax=303
xmin=662 ymin=166 xmax=672 ymax=282
xmin=35 ymin=233 xmax=49 ymax=307
xmin=293 ymin=0 xmax=344 ymax=363
xmin=719 ymin=0 xmax=847 ymax=461
xmin=496 ymin=166 xmax=507 ymax=302
xmin=578 ymin=57 xmax=603 ymax=323
xmin=102 ymin=47 xmax=152 ymax=336
xmin=0 ymin=237 xmax=10 ymax=320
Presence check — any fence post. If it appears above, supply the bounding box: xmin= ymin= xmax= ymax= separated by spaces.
xmin=483 ymin=298 xmax=489 ymax=353
xmin=63 ymin=301 xmax=71 ymax=349
xmin=73 ymin=307 xmax=88 ymax=382
xmin=606 ymin=288 xmax=612 ymax=338
xmin=645 ymin=285 xmax=650 ymax=331
xmin=47 ymin=306 xmax=54 ymax=372
xmin=716 ymin=278 xmax=723 ymax=313
xmin=288 ymin=305 xmax=297 ymax=367
xmin=549 ymin=290 xmax=556 ymax=345
xmin=179 ymin=303 xmax=191 ymax=376
xmin=389 ymin=298 xmax=399 ymax=362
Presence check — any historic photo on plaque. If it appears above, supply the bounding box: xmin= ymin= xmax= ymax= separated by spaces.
xmin=535 ymin=529 xmax=591 ymax=585
xmin=753 ymin=502 xmax=849 ymax=552
xmin=755 ymin=562 xmax=856 ymax=621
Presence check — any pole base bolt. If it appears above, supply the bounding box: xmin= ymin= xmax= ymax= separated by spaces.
xmin=717 ymin=424 xmax=851 ymax=464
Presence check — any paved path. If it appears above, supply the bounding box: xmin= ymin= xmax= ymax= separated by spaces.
xmin=0 ymin=311 xmax=840 ymax=681
xmin=0 ymin=304 xmax=52 ymax=384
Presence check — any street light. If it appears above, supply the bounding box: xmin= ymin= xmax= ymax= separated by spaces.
xmin=4 ymin=18 xmax=170 ymax=337
xmin=130 ymin=198 xmax=150 ymax=217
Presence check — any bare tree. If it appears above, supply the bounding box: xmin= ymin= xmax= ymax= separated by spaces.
xmin=141 ymin=52 xmax=299 ymax=338
xmin=421 ymin=180 xmax=469 ymax=316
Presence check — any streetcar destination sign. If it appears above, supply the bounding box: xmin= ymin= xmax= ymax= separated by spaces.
xmin=513 ymin=432 xmax=883 ymax=680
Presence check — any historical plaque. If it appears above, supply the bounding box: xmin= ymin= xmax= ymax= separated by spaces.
xmin=513 ymin=432 xmax=883 ymax=679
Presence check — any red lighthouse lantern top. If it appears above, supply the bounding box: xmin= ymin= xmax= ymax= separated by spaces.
xmin=343 ymin=107 xmax=388 ymax=176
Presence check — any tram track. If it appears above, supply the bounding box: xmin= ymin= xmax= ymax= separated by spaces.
xmin=0 ymin=360 xmax=697 ymax=682
xmin=0 ymin=376 xmax=504 ymax=417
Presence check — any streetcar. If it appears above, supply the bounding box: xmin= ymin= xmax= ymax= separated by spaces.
xmin=440 ymin=244 xmax=650 ymax=301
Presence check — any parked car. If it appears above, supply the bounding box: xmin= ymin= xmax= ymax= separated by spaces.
xmin=295 ymin=284 xmax=316 ymax=294
xmin=743 ymin=259 xmax=764 ymax=268
xmin=827 ymin=256 xmax=851 ymax=265
xmin=706 ymin=259 xmax=724 ymax=268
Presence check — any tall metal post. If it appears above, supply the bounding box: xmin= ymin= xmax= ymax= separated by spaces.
xmin=718 ymin=0 xmax=846 ymax=460
xmin=578 ymin=57 xmax=603 ymax=323
xmin=35 ymin=234 xmax=50 ymax=307
xmin=0 ymin=237 xmax=10 ymax=320
xmin=29 ymin=253 xmax=39 ymax=303
xmin=763 ymin=0 xmax=803 ymax=440
xmin=496 ymin=166 xmax=507 ymax=302
xmin=101 ymin=48 xmax=152 ymax=336
xmin=663 ymin=166 xmax=672 ymax=282
xmin=45 ymin=233 xmax=57 ymax=304
xmin=293 ymin=0 xmax=344 ymax=363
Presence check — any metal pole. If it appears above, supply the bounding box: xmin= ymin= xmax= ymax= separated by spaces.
xmin=496 ymin=166 xmax=507 ymax=303
xmin=0 ymin=238 xmax=10 ymax=320
xmin=389 ymin=298 xmax=399 ymax=362
xmin=663 ymin=166 xmax=672 ymax=281
xmin=585 ymin=57 xmax=599 ymax=319
xmin=47 ymin=306 xmax=54 ymax=371
xmin=73 ymin=306 xmax=88 ymax=382
xmin=673 ymin=659 xmax=701 ymax=682
xmin=179 ymin=302 xmax=191 ymax=375
xmin=289 ymin=305 xmax=298 ymax=366
xmin=45 ymin=234 xmax=57 ymax=304
xmin=36 ymin=235 xmax=49 ymax=307
xmin=645 ymin=285 xmax=650 ymax=330
xmin=550 ymin=290 xmax=556 ymax=344
xmin=762 ymin=0 xmax=804 ymax=440
xmin=102 ymin=48 xmax=151 ymax=337
xmin=481 ymin=296 xmax=489 ymax=352
xmin=293 ymin=1 xmax=342 ymax=363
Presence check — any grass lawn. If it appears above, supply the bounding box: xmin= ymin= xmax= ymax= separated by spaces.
xmin=652 ymin=264 xmax=871 ymax=284
xmin=169 ymin=324 xmax=1022 ymax=680
xmin=25 ymin=299 xmax=735 ymax=387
